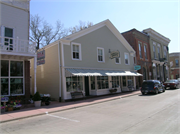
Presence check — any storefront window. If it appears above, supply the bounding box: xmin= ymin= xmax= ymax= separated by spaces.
xmin=91 ymin=76 xmax=95 ymax=90
xmin=0 ymin=60 xmax=24 ymax=95
xmin=97 ymin=76 xmax=109 ymax=89
xmin=112 ymin=76 xmax=120 ymax=88
xmin=127 ymin=76 xmax=134 ymax=87
xmin=122 ymin=76 xmax=126 ymax=87
xmin=66 ymin=76 xmax=83 ymax=92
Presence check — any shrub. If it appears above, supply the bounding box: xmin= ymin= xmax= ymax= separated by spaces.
xmin=33 ymin=92 xmax=41 ymax=101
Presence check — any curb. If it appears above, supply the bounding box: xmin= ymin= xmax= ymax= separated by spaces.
xmin=0 ymin=92 xmax=141 ymax=123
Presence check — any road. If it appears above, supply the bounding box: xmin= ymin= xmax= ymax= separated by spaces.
xmin=0 ymin=89 xmax=180 ymax=134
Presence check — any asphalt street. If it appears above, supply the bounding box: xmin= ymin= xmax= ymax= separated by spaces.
xmin=0 ymin=89 xmax=179 ymax=134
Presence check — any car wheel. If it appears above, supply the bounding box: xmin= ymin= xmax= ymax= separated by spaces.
xmin=163 ymin=88 xmax=165 ymax=92
xmin=141 ymin=92 xmax=145 ymax=95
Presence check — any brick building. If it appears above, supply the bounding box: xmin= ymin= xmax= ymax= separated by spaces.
xmin=169 ymin=52 xmax=180 ymax=79
xmin=122 ymin=29 xmax=152 ymax=87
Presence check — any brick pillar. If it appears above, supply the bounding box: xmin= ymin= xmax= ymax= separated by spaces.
xmin=25 ymin=61 xmax=30 ymax=102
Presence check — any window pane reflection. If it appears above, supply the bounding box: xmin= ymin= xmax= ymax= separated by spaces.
xmin=10 ymin=78 xmax=23 ymax=94
xmin=1 ymin=78 xmax=9 ymax=95
xmin=10 ymin=61 xmax=23 ymax=76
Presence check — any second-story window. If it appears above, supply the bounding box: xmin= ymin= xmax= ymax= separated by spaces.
xmin=157 ymin=47 xmax=160 ymax=60
xmin=4 ymin=27 xmax=14 ymax=50
xmin=124 ymin=53 xmax=130 ymax=65
xmin=144 ymin=45 xmax=147 ymax=59
xmin=164 ymin=46 xmax=167 ymax=60
xmin=71 ymin=43 xmax=81 ymax=60
xmin=153 ymin=45 xmax=156 ymax=59
xmin=97 ymin=47 xmax=104 ymax=62
xmin=175 ymin=59 xmax=179 ymax=67
xmin=139 ymin=43 xmax=142 ymax=58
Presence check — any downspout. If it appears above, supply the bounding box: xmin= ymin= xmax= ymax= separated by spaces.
xmin=60 ymin=41 xmax=65 ymax=102
xmin=34 ymin=53 xmax=37 ymax=93
xmin=58 ymin=41 xmax=62 ymax=102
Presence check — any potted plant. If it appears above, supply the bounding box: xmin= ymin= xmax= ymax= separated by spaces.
xmin=7 ymin=104 xmax=14 ymax=111
xmin=33 ymin=92 xmax=41 ymax=107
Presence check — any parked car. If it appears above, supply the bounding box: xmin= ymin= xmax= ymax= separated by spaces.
xmin=163 ymin=79 xmax=179 ymax=89
xmin=141 ymin=80 xmax=165 ymax=95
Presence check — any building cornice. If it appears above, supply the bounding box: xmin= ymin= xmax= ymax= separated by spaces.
xmin=143 ymin=28 xmax=170 ymax=44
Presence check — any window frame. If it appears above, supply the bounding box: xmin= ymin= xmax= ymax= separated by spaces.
xmin=138 ymin=42 xmax=142 ymax=58
xmin=164 ymin=46 xmax=167 ymax=60
xmin=124 ymin=53 xmax=130 ymax=65
xmin=144 ymin=44 xmax=148 ymax=59
xmin=153 ymin=45 xmax=156 ymax=59
xmin=71 ymin=42 xmax=82 ymax=61
xmin=175 ymin=59 xmax=179 ymax=67
xmin=97 ymin=47 xmax=105 ymax=63
xmin=157 ymin=46 xmax=160 ymax=60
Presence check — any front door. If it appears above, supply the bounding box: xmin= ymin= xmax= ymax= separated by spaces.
xmin=85 ymin=76 xmax=89 ymax=96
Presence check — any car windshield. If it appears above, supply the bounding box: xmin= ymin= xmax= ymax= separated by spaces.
xmin=142 ymin=81 xmax=154 ymax=88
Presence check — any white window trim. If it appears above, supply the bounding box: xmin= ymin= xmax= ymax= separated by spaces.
xmin=71 ymin=42 xmax=82 ymax=61
xmin=1 ymin=25 xmax=15 ymax=38
xmin=124 ymin=52 xmax=130 ymax=65
xmin=97 ymin=47 xmax=105 ymax=63
xmin=115 ymin=57 xmax=121 ymax=64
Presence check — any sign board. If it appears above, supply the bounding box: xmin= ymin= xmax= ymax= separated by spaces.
xmin=37 ymin=50 xmax=45 ymax=65
xmin=134 ymin=65 xmax=141 ymax=70
xmin=110 ymin=51 xmax=120 ymax=59
xmin=37 ymin=59 xmax=45 ymax=66
xmin=37 ymin=50 xmax=45 ymax=60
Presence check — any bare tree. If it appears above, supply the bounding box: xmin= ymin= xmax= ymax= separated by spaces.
xmin=30 ymin=14 xmax=67 ymax=50
xmin=69 ymin=21 xmax=93 ymax=34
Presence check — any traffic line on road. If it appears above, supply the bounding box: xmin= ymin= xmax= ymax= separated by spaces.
xmin=45 ymin=112 xmax=80 ymax=123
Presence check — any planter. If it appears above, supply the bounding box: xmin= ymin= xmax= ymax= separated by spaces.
xmin=8 ymin=107 xmax=13 ymax=111
xmin=109 ymin=89 xmax=117 ymax=93
xmin=34 ymin=100 xmax=41 ymax=107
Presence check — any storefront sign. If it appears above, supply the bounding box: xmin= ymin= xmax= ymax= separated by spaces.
xmin=37 ymin=59 xmax=45 ymax=65
xmin=134 ymin=65 xmax=141 ymax=70
xmin=37 ymin=50 xmax=45 ymax=65
xmin=110 ymin=51 xmax=120 ymax=59
xmin=37 ymin=50 xmax=45 ymax=60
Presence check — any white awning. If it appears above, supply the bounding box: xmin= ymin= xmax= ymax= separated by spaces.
xmin=65 ymin=68 xmax=142 ymax=77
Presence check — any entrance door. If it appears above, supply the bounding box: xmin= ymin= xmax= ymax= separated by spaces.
xmin=85 ymin=76 xmax=89 ymax=96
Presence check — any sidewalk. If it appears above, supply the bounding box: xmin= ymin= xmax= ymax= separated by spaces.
xmin=0 ymin=90 xmax=141 ymax=123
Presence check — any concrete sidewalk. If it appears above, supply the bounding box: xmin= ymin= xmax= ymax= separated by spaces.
xmin=0 ymin=90 xmax=141 ymax=123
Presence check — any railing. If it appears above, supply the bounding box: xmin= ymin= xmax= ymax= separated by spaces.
xmin=1 ymin=0 xmax=29 ymax=10
xmin=0 ymin=36 xmax=36 ymax=54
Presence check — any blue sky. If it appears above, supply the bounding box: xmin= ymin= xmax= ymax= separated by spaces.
xmin=30 ymin=0 xmax=180 ymax=53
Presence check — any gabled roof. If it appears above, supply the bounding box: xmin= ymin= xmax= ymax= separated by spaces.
xmin=45 ymin=19 xmax=135 ymax=54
